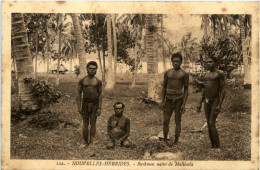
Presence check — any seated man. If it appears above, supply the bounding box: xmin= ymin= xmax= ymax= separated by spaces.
xmin=106 ymin=102 xmax=130 ymax=149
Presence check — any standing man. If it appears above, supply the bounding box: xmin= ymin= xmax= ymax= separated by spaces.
xmin=78 ymin=61 xmax=102 ymax=147
xmin=161 ymin=53 xmax=189 ymax=147
xmin=197 ymin=57 xmax=225 ymax=148
xmin=106 ymin=102 xmax=131 ymax=149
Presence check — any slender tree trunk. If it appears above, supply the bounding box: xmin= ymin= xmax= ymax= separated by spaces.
xmin=203 ymin=15 xmax=208 ymax=38
xmin=97 ymin=45 xmax=105 ymax=83
xmin=112 ymin=14 xmax=117 ymax=84
xmin=223 ymin=16 xmax=229 ymax=37
xmin=56 ymin=14 xmax=62 ymax=85
xmin=161 ymin=15 xmax=166 ymax=71
xmin=102 ymin=47 xmax=106 ymax=87
xmin=105 ymin=14 xmax=115 ymax=89
xmin=45 ymin=26 xmax=50 ymax=84
xmin=131 ymin=28 xmax=138 ymax=87
xmin=71 ymin=13 xmax=86 ymax=76
xmin=12 ymin=13 xmax=40 ymax=112
xmin=239 ymin=15 xmax=251 ymax=85
xmin=34 ymin=30 xmax=38 ymax=78
xmin=145 ymin=14 xmax=160 ymax=102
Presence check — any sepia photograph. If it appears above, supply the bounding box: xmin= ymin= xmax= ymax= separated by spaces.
xmin=2 ymin=1 xmax=259 ymax=169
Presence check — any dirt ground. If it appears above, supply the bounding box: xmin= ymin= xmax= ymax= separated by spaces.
xmin=11 ymin=73 xmax=251 ymax=160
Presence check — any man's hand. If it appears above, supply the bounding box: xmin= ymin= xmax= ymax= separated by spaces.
xmin=96 ymin=108 xmax=101 ymax=116
xmin=78 ymin=107 xmax=82 ymax=115
xmin=215 ymin=105 xmax=221 ymax=115
xmin=180 ymin=104 xmax=186 ymax=114
xmin=160 ymin=101 xmax=166 ymax=110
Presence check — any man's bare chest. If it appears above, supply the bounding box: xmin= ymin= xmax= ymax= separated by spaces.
xmin=205 ymin=72 xmax=219 ymax=81
xmin=82 ymin=78 xmax=98 ymax=87
xmin=167 ymin=71 xmax=185 ymax=80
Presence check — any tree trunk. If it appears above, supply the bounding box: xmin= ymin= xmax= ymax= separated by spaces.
xmin=112 ymin=14 xmax=117 ymax=84
xmin=71 ymin=13 xmax=86 ymax=76
xmin=12 ymin=13 xmax=40 ymax=112
xmin=223 ymin=16 xmax=229 ymax=37
xmin=239 ymin=15 xmax=251 ymax=85
xmin=102 ymin=47 xmax=106 ymax=87
xmin=56 ymin=13 xmax=62 ymax=85
xmin=203 ymin=15 xmax=208 ymax=38
xmin=45 ymin=22 xmax=50 ymax=84
xmin=34 ymin=30 xmax=38 ymax=78
xmin=131 ymin=28 xmax=138 ymax=87
xmin=97 ymin=45 xmax=105 ymax=83
xmin=145 ymin=14 xmax=160 ymax=102
xmin=105 ymin=15 xmax=115 ymax=89
xmin=161 ymin=15 xmax=166 ymax=71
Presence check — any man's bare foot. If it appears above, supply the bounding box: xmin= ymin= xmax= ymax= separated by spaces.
xmin=164 ymin=140 xmax=173 ymax=148
xmin=89 ymin=138 xmax=96 ymax=146
xmin=80 ymin=144 xmax=88 ymax=148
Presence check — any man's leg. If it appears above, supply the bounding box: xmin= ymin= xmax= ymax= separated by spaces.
xmin=163 ymin=98 xmax=174 ymax=146
xmin=174 ymin=98 xmax=183 ymax=144
xmin=209 ymin=98 xmax=220 ymax=148
xmin=82 ymin=108 xmax=90 ymax=145
xmin=204 ymin=101 xmax=215 ymax=148
xmin=89 ymin=104 xmax=97 ymax=144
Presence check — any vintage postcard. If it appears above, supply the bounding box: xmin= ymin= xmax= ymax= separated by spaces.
xmin=1 ymin=1 xmax=259 ymax=169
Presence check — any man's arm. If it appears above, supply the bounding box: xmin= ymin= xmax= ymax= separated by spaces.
xmin=107 ymin=117 xmax=117 ymax=143
xmin=119 ymin=118 xmax=130 ymax=142
xmin=183 ymin=73 xmax=189 ymax=106
xmin=218 ymin=72 xmax=226 ymax=108
xmin=197 ymin=89 xmax=205 ymax=112
xmin=97 ymin=80 xmax=102 ymax=116
xmin=162 ymin=71 xmax=168 ymax=102
xmin=77 ymin=79 xmax=83 ymax=113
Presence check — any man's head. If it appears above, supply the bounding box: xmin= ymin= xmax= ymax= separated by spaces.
xmin=114 ymin=102 xmax=125 ymax=117
xmin=86 ymin=61 xmax=98 ymax=77
xmin=171 ymin=53 xmax=182 ymax=70
xmin=206 ymin=56 xmax=218 ymax=70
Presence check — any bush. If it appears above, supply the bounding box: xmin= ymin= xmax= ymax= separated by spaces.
xmin=23 ymin=78 xmax=62 ymax=107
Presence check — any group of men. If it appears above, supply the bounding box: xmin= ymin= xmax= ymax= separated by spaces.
xmin=77 ymin=52 xmax=225 ymax=149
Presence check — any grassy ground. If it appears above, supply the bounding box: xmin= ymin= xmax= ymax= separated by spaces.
xmin=11 ymin=73 xmax=251 ymax=160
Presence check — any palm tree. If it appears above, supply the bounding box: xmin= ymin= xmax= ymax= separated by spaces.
xmin=145 ymin=14 xmax=160 ymax=102
xmin=71 ymin=13 xmax=87 ymax=76
xmin=201 ymin=14 xmax=209 ymax=39
xmin=12 ymin=13 xmax=39 ymax=112
xmin=105 ymin=14 xmax=115 ymax=89
xmin=112 ymin=14 xmax=118 ymax=84
xmin=161 ymin=14 xmax=166 ymax=71
xmin=56 ymin=13 xmax=62 ymax=85
xmin=239 ymin=15 xmax=251 ymax=86
xmin=117 ymin=14 xmax=146 ymax=87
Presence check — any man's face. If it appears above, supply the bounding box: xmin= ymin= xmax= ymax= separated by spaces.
xmin=114 ymin=104 xmax=124 ymax=117
xmin=87 ymin=65 xmax=97 ymax=76
xmin=171 ymin=57 xmax=181 ymax=69
xmin=206 ymin=58 xmax=216 ymax=70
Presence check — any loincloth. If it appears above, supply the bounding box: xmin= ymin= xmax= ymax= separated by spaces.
xmin=166 ymin=89 xmax=184 ymax=102
xmin=205 ymin=95 xmax=220 ymax=104
xmin=82 ymin=101 xmax=98 ymax=113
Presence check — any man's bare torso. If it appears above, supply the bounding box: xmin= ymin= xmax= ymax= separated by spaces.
xmin=204 ymin=71 xmax=224 ymax=99
xmin=80 ymin=76 xmax=101 ymax=102
xmin=166 ymin=68 xmax=188 ymax=91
